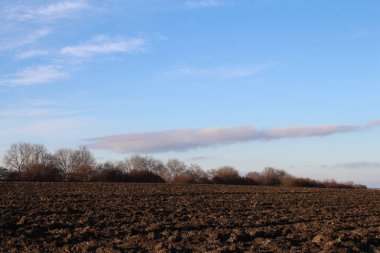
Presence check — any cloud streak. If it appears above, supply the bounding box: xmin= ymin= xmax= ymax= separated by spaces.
xmin=0 ymin=29 xmax=51 ymax=51
xmin=0 ymin=117 xmax=89 ymax=138
xmin=7 ymin=1 xmax=89 ymax=22
xmin=0 ymin=108 xmax=51 ymax=117
xmin=60 ymin=35 xmax=145 ymax=57
xmin=35 ymin=1 xmax=88 ymax=17
xmin=86 ymin=120 xmax=379 ymax=153
xmin=185 ymin=0 xmax=226 ymax=8
xmin=164 ymin=64 xmax=271 ymax=79
xmin=4 ymin=65 xmax=65 ymax=86
xmin=16 ymin=49 xmax=49 ymax=60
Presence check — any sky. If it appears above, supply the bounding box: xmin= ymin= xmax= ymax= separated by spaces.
xmin=0 ymin=0 xmax=379 ymax=187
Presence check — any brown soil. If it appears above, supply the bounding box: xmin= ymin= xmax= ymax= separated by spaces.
xmin=1 ymin=182 xmax=379 ymax=252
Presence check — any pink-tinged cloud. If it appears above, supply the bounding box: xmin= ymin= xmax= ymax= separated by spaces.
xmin=86 ymin=120 xmax=379 ymax=153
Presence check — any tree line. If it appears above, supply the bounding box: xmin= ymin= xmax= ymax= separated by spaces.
xmin=0 ymin=143 xmax=367 ymax=189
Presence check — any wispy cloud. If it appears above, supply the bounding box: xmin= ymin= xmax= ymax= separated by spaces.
xmin=86 ymin=120 xmax=380 ymax=153
xmin=187 ymin=156 xmax=211 ymax=161
xmin=0 ymin=99 xmax=56 ymax=118
xmin=15 ymin=99 xmax=56 ymax=107
xmin=0 ymin=117 xmax=89 ymax=138
xmin=185 ymin=0 xmax=226 ymax=8
xmin=330 ymin=161 xmax=380 ymax=170
xmin=18 ymin=118 xmax=85 ymax=136
xmin=164 ymin=64 xmax=271 ymax=79
xmin=6 ymin=1 xmax=89 ymax=22
xmin=0 ymin=29 xmax=51 ymax=51
xmin=0 ymin=108 xmax=51 ymax=117
xmin=35 ymin=1 xmax=88 ymax=17
xmin=60 ymin=35 xmax=145 ymax=57
xmin=23 ymin=28 xmax=52 ymax=44
xmin=16 ymin=49 xmax=49 ymax=59
xmin=4 ymin=65 xmax=66 ymax=86
xmin=0 ymin=98 xmax=93 ymax=121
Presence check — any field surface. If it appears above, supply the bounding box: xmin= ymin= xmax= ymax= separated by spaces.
xmin=1 ymin=183 xmax=380 ymax=252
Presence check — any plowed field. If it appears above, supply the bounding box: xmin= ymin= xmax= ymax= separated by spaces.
xmin=1 ymin=183 xmax=379 ymax=252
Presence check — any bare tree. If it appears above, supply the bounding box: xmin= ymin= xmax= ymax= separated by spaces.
xmin=54 ymin=148 xmax=74 ymax=175
xmin=31 ymin=144 xmax=49 ymax=165
xmin=70 ymin=146 xmax=96 ymax=171
xmin=145 ymin=156 xmax=164 ymax=171
xmin=92 ymin=161 xmax=126 ymax=182
xmin=175 ymin=163 xmax=208 ymax=183
xmin=246 ymin=171 xmax=262 ymax=182
xmin=260 ymin=167 xmax=289 ymax=186
xmin=166 ymin=159 xmax=187 ymax=182
xmin=125 ymin=155 xmax=149 ymax=172
xmin=3 ymin=143 xmax=51 ymax=171
xmin=124 ymin=155 xmax=169 ymax=181
xmin=114 ymin=160 xmax=128 ymax=172
xmin=124 ymin=155 xmax=164 ymax=171
xmin=208 ymin=166 xmax=241 ymax=184
xmin=63 ymin=146 xmax=96 ymax=181
xmin=151 ymin=164 xmax=169 ymax=181
xmin=3 ymin=143 xmax=31 ymax=171
xmin=187 ymin=163 xmax=208 ymax=183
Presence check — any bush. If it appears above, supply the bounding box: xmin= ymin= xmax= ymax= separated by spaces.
xmin=173 ymin=174 xmax=198 ymax=184
xmin=91 ymin=169 xmax=127 ymax=182
xmin=173 ymin=173 xmax=209 ymax=184
xmin=260 ymin=167 xmax=289 ymax=186
xmin=209 ymin=166 xmax=243 ymax=185
xmin=321 ymin=180 xmax=367 ymax=189
xmin=173 ymin=164 xmax=209 ymax=184
xmin=282 ymin=176 xmax=325 ymax=188
xmin=5 ymin=171 xmax=22 ymax=181
xmin=90 ymin=162 xmax=127 ymax=182
xmin=246 ymin=171 xmax=263 ymax=184
xmin=128 ymin=170 xmax=165 ymax=183
xmin=281 ymin=177 xmax=367 ymax=189
xmin=246 ymin=168 xmax=289 ymax=186
xmin=239 ymin=177 xmax=259 ymax=185
xmin=65 ymin=165 xmax=93 ymax=181
xmin=22 ymin=164 xmax=63 ymax=182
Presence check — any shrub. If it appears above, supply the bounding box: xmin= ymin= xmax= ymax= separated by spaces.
xmin=173 ymin=164 xmax=209 ymax=184
xmin=166 ymin=159 xmax=187 ymax=182
xmin=4 ymin=170 xmax=22 ymax=181
xmin=91 ymin=169 xmax=127 ymax=182
xmin=90 ymin=162 xmax=127 ymax=182
xmin=173 ymin=173 xmax=209 ymax=184
xmin=246 ymin=167 xmax=289 ymax=186
xmin=209 ymin=166 xmax=243 ymax=185
xmin=352 ymin=184 xmax=367 ymax=189
xmin=128 ymin=170 xmax=165 ymax=183
xmin=260 ymin=167 xmax=289 ymax=186
xmin=246 ymin=171 xmax=263 ymax=184
xmin=321 ymin=180 xmax=367 ymax=189
xmin=282 ymin=176 xmax=325 ymax=188
xmin=281 ymin=177 xmax=367 ymax=189
xmin=22 ymin=164 xmax=63 ymax=182
xmin=239 ymin=176 xmax=259 ymax=185
xmin=65 ymin=165 xmax=94 ymax=182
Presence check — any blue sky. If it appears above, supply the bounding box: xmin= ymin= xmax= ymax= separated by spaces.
xmin=1 ymin=0 xmax=379 ymax=186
